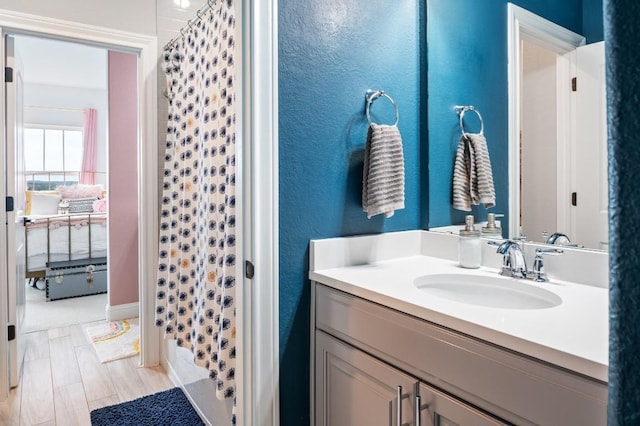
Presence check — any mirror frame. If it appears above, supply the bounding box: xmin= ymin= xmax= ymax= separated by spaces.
xmin=507 ymin=4 xmax=585 ymax=240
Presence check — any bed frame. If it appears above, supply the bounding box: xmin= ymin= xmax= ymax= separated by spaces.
xmin=24 ymin=213 xmax=108 ymax=283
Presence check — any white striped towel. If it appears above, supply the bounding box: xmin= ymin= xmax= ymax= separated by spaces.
xmin=362 ymin=123 xmax=405 ymax=218
xmin=452 ymin=133 xmax=496 ymax=211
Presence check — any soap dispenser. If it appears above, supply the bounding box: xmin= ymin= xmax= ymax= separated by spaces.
xmin=459 ymin=215 xmax=481 ymax=269
xmin=481 ymin=213 xmax=503 ymax=239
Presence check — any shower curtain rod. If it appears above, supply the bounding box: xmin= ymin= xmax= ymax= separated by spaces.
xmin=164 ymin=0 xmax=218 ymax=52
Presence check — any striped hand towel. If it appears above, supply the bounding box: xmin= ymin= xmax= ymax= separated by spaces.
xmin=452 ymin=133 xmax=496 ymax=211
xmin=362 ymin=123 xmax=405 ymax=218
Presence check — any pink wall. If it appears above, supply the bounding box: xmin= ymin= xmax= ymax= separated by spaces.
xmin=108 ymin=50 xmax=138 ymax=306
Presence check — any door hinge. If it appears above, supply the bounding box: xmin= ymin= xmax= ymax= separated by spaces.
xmin=571 ymin=192 xmax=578 ymax=206
xmin=5 ymin=196 xmax=14 ymax=212
xmin=8 ymin=325 xmax=15 ymax=341
xmin=571 ymin=77 xmax=577 ymax=91
xmin=4 ymin=66 xmax=13 ymax=83
xmin=245 ymin=260 xmax=255 ymax=279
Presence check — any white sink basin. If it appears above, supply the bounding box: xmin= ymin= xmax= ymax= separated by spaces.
xmin=414 ymin=274 xmax=562 ymax=309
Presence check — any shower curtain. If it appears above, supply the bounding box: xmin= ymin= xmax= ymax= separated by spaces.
xmin=155 ymin=0 xmax=237 ymax=416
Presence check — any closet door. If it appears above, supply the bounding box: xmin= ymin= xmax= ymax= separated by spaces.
xmin=574 ymin=41 xmax=608 ymax=250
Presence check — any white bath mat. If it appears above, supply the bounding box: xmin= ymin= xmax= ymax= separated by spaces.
xmin=86 ymin=318 xmax=140 ymax=363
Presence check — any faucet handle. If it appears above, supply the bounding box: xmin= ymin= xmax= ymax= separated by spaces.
xmin=531 ymin=248 xmax=564 ymax=282
xmin=536 ymin=248 xmax=564 ymax=256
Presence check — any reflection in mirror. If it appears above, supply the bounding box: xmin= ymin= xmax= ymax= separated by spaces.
xmin=508 ymin=4 xmax=608 ymax=251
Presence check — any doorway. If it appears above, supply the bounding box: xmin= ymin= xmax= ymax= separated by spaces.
xmin=507 ymin=3 xmax=585 ymax=241
xmin=508 ymin=4 xmax=608 ymax=250
xmin=0 ymin=13 xmax=158 ymax=402
xmin=13 ymin=34 xmax=111 ymax=335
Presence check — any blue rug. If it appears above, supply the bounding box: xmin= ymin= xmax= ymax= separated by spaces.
xmin=90 ymin=387 xmax=205 ymax=426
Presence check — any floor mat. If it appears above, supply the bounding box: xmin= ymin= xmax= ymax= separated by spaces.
xmin=85 ymin=318 xmax=140 ymax=363
xmin=90 ymin=387 xmax=204 ymax=426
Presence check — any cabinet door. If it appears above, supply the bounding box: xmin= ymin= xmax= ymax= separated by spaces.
xmin=418 ymin=382 xmax=506 ymax=426
xmin=315 ymin=331 xmax=417 ymax=426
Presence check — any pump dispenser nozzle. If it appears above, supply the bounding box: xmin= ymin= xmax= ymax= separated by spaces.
xmin=481 ymin=213 xmax=503 ymax=238
xmin=460 ymin=215 xmax=480 ymax=237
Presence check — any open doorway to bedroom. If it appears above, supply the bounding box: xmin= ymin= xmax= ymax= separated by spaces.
xmin=14 ymin=35 xmax=110 ymax=334
xmin=10 ymin=34 xmax=140 ymax=336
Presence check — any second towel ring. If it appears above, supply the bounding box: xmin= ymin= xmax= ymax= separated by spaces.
xmin=366 ymin=90 xmax=399 ymax=126
xmin=455 ymin=105 xmax=484 ymax=136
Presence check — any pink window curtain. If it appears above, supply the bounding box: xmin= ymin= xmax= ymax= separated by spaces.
xmin=80 ymin=108 xmax=98 ymax=184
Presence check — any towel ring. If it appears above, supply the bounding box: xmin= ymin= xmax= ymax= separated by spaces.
xmin=455 ymin=105 xmax=484 ymax=136
xmin=366 ymin=90 xmax=399 ymax=126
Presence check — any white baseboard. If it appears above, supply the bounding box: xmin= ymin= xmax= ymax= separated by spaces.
xmin=106 ymin=302 xmax=139 ymax=321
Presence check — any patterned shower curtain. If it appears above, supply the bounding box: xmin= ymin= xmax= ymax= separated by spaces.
xmin=155 ymin=0 xmax=237 ymax=413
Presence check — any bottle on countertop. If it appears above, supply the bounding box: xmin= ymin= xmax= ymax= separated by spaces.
xmin=459 ymin=215 xmax=481 ymax=269
xmin=481 ymin=213 xmax=503 ymax=239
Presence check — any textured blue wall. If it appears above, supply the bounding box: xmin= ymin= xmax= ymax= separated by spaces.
xmin=277 ymin=0 xmax=603 ymax=424
xmin=427 ymin=0 xmax=583 ymax=234
xmin=605 ymin=0 xmax=640 ymax=423
xmin=278 ymin=0 xmax=425 ymax=424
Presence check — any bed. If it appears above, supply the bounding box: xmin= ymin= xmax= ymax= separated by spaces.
xmin=25 ymin=212 xmax=108 ymax=280
xmin=23 ymin=185 xmax=108 ymax=300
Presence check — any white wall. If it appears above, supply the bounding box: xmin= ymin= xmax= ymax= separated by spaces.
xmin=0 ymin=0 xmax=157 ymax=36
xmin=23 ymin=83 xmax=108 ymax=187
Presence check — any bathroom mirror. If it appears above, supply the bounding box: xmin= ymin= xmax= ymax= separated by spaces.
xmin=426 ymin=1 xmax=606 ymax=252
xmin=508 ymin=4 xmax=607 ymax=251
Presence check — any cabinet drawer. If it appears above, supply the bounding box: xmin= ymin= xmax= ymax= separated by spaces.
xmin=314 ymin=283 xmax=607 ymax=426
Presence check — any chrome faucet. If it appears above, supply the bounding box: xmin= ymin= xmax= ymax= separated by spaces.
xmin=491 ymin=240 xmax=528 ymax=279
xmin=543 ymin=231 xmax=584 ymax=248
xmin=545 ymin=232 xmax=571 ymax=245
xmin=489 ymin=240 xmax=564 ymax=282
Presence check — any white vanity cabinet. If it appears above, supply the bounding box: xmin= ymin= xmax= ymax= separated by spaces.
xmin=311 ymin=283 xmax=607 ymax=426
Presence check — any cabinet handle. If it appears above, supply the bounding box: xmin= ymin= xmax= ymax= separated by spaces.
xmin=397 ymin=385 xmax=402 ymax=426
xmin=415 ymin=394 xmax=421 ymax=426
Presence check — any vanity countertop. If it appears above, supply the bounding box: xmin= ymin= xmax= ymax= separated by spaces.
xmin=310 ymin=253 xmax=608 ymax=383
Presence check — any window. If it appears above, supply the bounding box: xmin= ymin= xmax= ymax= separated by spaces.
xmin=24 ymin=127 xmax=83 ymax=190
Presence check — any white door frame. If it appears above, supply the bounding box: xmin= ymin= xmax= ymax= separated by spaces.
xmin=507 ymin=3 xmax=585 ymax=239
xmin=238 ymin=0 xmax=279 ymax=424
xmin=0 ymin=9 xmax=158 ymax=401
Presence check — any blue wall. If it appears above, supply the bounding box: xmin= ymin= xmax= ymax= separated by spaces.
xmin=278 ymin=0 xmax=425 ymax=424
xmin=427 ymin=0 xmax=583 ymax=234
xmin=584 ymin=0 xmax=605 ymax=42
xmin=277 ymin=0 xmax=603 ymax=424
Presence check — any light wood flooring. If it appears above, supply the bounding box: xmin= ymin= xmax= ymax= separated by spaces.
xmin=0 ymin=320 xmax=174 ymax=426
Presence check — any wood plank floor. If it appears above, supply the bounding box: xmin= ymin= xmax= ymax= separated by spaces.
xmin=0 ymin=320 xmax=174 ymax=426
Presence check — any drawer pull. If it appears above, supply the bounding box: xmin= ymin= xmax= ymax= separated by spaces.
xmin=415 ymin=394 xmax=421 ymax=426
